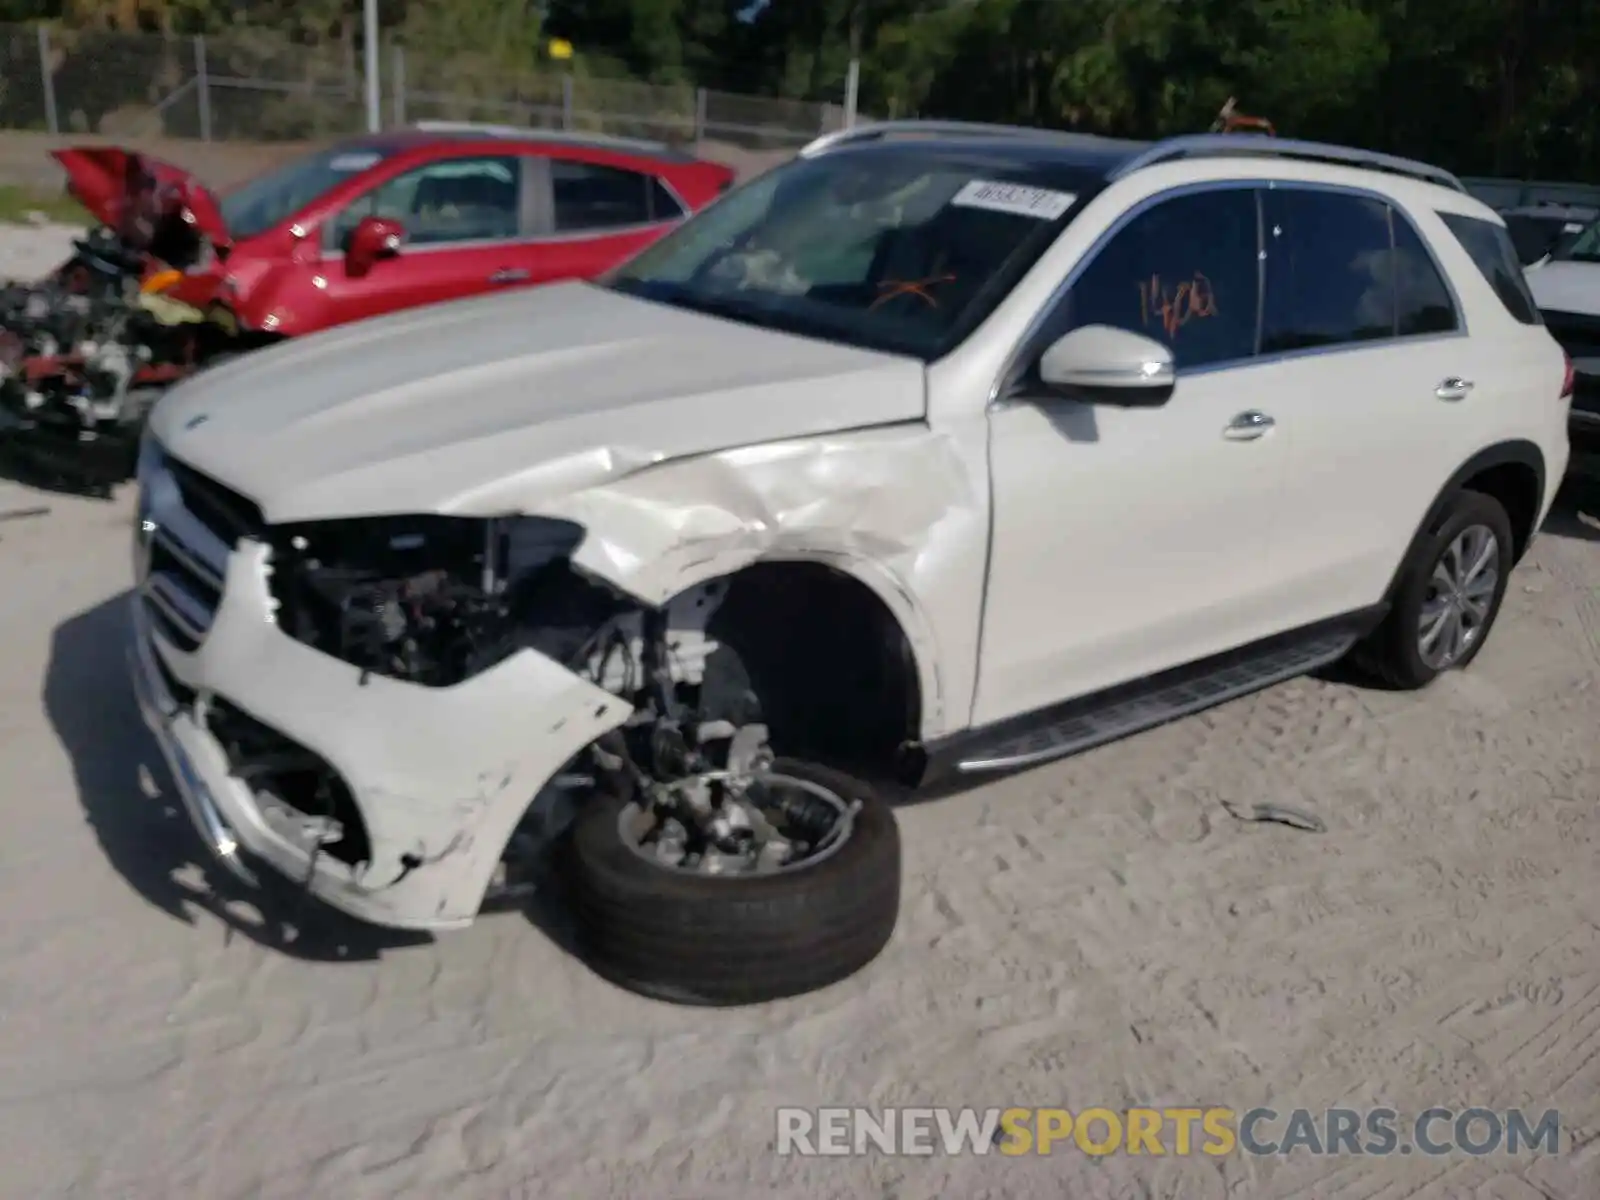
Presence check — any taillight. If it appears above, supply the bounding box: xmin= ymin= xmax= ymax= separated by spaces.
xmin=1561 ymin=352 xmax=1575 ymax=399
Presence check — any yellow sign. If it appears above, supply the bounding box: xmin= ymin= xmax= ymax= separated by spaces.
xmin=548 ymin=37 xmax=573 ymax=60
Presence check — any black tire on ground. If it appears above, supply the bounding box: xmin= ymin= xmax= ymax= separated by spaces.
xmin=563 ymin=758 xmax=901 ymax=1006
xmin=1349 ymin=487 xmax=1515 ymax=690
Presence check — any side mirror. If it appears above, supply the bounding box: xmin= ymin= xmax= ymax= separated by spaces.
xmin=1035 ymin=324 xmax=1175 ymax=406
xmin=345 ymin=216 xmax=404 ymax=277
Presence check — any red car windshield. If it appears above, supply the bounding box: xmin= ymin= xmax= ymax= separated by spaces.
xmin=219 ymin=144 xmax=401 ymax=240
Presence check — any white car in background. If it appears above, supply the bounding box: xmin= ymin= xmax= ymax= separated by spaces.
xmin=1525 ymin=216 xmax=1600 ymax=449
xmin=1502 ymin=201 xmax=1596 ymax=266
xmin=128 ymin=121 xmax=1570 ymax=1006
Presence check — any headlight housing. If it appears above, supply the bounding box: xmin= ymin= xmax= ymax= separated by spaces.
xmin=265 ymin=514 xmax=619 ymax=687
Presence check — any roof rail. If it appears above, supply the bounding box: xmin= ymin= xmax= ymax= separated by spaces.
xmin=409 ymin=120 xmax=687 ymax=159
xmin=799 ymin=119 xmax=1144 ymax=159
xmin=1110 ymin=133 xmax=1466 ymax=194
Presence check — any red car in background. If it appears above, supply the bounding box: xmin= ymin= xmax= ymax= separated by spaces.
xmin=60 ymin=122 xmax=735 ymax=338
xmin=2 ymin=124 xmax=734 ymax=492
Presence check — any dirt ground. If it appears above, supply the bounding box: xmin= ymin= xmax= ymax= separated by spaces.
xmin=2 ymin=233 xmax=1600 ymax=1199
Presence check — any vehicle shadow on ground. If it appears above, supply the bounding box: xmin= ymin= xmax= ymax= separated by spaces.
xmin=0 ymin=444 xmax=122 ymax=501
xmin=1543 ymin=475 xmax=1600 ymax=544
xmin=43 ymin=591 xmax=445 ymax=962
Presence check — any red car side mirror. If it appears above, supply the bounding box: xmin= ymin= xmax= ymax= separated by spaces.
xmin=345 ymin=216 xmax=404 ymax=277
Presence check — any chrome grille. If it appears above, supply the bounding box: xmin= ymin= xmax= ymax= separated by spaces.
xmin=136 ymin=448 xmax=265 ymax=651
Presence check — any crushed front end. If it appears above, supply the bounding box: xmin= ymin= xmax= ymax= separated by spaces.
xmin=1 ymin=200 xmax=227 ymax=495
xmin=128 ymin=437 xmax=666 ymax=927
xmin=0 ymin=281 xmax=202 ymax=493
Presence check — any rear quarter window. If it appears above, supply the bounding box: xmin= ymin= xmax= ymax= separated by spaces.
xmin=1437 ymin=212 xmax=1543 ymax=325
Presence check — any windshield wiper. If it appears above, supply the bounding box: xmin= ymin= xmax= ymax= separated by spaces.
xmin=608 ymin=276 xmax=926 ymax=358
xmin=610 ymin=277 xmax=782 ymax=327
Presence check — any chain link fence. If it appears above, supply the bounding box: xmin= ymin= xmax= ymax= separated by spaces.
xmin=0 ymin=23 xmax=846 ymax=153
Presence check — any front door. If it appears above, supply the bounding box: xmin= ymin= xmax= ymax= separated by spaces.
xmin=974 ymin=184 xmax=1293 ymax=727
xmin=317 ymin=153 xmax=529 ymax=325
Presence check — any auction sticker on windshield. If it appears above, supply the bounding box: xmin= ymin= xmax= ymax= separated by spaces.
xmin=951 ymin=179 xmax=1076 ymax=220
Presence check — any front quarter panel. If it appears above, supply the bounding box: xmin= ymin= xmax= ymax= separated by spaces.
xmin=529 ymin=424 xmax=990 ymax=741
xmin=229 ymin=258 xmax=330 ymax=336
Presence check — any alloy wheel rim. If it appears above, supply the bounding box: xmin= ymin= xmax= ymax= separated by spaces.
xmin=1417 ymin=523 xmax=1499 ymax=670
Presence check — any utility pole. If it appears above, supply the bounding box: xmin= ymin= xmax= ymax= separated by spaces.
xmin=363 ymin=0 xmax=381 ymax=132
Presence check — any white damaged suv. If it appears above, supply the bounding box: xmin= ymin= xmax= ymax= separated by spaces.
xmin=130 ymin=121 xmax=1571 ymax=1004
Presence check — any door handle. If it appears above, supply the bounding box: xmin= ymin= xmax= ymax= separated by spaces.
xmin=489 ymin=267 xmax=530 ymax=284
xmin=1222 ymin=410 xmax=1275 ymax=441
xmin=1435 ymin=377 xmax=1474 ymax=401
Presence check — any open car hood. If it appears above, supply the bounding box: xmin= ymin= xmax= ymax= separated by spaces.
xmin=51 ymin=147 xmax=228 ymax=248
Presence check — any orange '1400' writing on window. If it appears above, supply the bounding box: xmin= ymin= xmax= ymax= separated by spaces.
xmin=1138 ymin=272 xmax=1218 ymax=338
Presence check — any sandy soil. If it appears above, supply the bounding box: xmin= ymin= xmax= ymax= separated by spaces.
xmin=3 ymin=231 xmax=1600 ymax=1199
xmin=0 ymin=222 xmax=81 ymax=274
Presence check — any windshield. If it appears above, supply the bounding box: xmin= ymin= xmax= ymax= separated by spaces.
xmin=219 ymin=145 xmax=399 ymax=240
xmin=1502 ymin=215 xmax=1567 ymax=266
xmin=604 ymin=148 xmax=1099 ymax=360
xmin=1549 ymin=215 xmax=1600 ymax=264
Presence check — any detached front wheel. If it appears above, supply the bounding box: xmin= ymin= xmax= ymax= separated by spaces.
xmin=563 ymin=759 xmax=901 ymax=1006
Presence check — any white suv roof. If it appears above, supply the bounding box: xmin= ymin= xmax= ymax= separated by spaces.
xmin=801 ymin=119 xmax=1470 ymax=195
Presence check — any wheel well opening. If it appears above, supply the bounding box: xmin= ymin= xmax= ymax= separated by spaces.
xmin=1461 ymin=460 xmax=1542 ymax=561
xmin=702 ymin=561 xmax=923 ymax=784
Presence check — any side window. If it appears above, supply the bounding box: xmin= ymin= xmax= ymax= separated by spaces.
xmin=1438 ymin=212 xmax=1544 ymax=325
xmin=551 ymin=161 xmax=675 ymax=232
xmin=651 ymin=177 xmax=686 ymax=221
xmin=1262 ymin=189 xmax=1396 ymax=351
xmin=1391 ymin=212 xmax=1459 ymax=336
xmin=325 ymin=155 xmax=521 ymax=251
xmin=1050 ymin=187 xmax=1260 ymax=370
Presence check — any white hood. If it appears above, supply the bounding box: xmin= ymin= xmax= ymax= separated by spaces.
xmin=1525 ymin=259 xmax=1600 ymax=317
xmin=148 ymin=282 xmax=926 ymax=523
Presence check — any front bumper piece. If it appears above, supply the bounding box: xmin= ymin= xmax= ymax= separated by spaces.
xmin=129 ymin=605 xmax=257 ymax=887
xmin=128 ymin=459 xmax=632 ymax=930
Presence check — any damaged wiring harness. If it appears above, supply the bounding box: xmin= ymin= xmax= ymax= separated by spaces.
xmin=259 ymin=509 xmax=854 ymax=877
xmin=263 ymin=513 xmax=619 ymax=688
xmin=0 ymin=225 xmax=223 ymax=491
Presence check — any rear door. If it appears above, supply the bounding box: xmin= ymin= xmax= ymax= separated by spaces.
xmin=512 ymin=155 xmax=687 ymax=284
xmin=1247 ymin=186 xmax=1476 ymax=627
xmin=316 ymin=152 xmax=531 ymax=323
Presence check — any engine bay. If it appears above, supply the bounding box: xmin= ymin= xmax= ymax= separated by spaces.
xmin=0 ymin=222 xmax=235 ymax=494
xmin=257 ymin=510 xmax=845 ymax=881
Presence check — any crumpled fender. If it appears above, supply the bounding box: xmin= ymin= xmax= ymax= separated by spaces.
xmin=531 ymin=423 xmax=988 ymax=739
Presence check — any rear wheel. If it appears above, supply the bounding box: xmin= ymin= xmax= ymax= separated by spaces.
xmin=1350 ymin=488 xmax=1513 ymax=689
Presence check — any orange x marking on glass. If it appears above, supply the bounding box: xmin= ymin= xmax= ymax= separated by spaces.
xmin=870 ymin=273 xmax=956 ymax=310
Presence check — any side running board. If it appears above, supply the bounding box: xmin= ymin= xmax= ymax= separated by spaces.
xmin=916 ymin=609 xmax=1384 ymax=787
